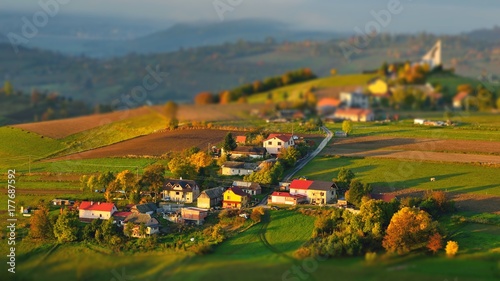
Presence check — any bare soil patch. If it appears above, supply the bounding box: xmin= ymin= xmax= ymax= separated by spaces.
xmin=13 ymin=106 xmax=154 ymax=139
xmin=324 ymin=136 xmax=500 ymax=164
xmin=48 ymin=129 xmax=232 ymax=161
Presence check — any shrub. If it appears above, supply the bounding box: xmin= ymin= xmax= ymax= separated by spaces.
xmin=294 ymin=247 xmax=312 ymax=259
xmin=445 ymin=241 xmax=459 ymax=257
xmin=250 ymin=207 xmax=265 ymax=223
xmin=427 ymin=233 xmax=443 ymax=254
xmin=365 ymin=252 xmax=377 ymax=264
xmin=190 ymin=242 xmax=213 ymax=255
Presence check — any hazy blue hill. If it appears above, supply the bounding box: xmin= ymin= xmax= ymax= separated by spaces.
xmin=126 ymin=19 xmax=344 ymax=54
xmin=465 ymin=26 xmax=500 ymax=43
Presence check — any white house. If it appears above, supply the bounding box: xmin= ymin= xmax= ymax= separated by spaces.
xmin=79 ymin=201 xmax=117 ymax=220
xmin=340 ymin=92 xmax=369 ymax=109
xmin=289 ymin=179 xmax=338 ymax=205
xmin=263 ymin=133 xmax=295 ymax=155
xmin=221 ymin=162 xmax=257 ymax=176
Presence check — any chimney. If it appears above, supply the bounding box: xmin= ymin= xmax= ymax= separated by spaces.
xmin=98 ymin=202 xmax=101 ymax=205
xmin=180 ymin=177 xmax=183 ymax=180
xmin=90 ymin=201 xmax=94 ymax=205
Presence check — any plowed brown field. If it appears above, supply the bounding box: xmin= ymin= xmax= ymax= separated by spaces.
xmin=49 ymin=129 xmax=232 ymax=161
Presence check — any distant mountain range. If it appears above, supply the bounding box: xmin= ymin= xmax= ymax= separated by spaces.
xmin=0 ymin=14 xmax=345 ymax=57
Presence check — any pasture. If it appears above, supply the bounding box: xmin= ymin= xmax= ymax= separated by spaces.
xmin=297 ymin=156 xmax=500 ymax=196
xmin=7 ymin=208 xmax=500 ymax=281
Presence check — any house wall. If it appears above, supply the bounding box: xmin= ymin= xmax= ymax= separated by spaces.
xmin=79 ymin=207 xmax=116 ymax=220
xmin=263 ymin=137 xmax=294 ymax=155
xmin=221 ymin=167 xmax=254 ymax=176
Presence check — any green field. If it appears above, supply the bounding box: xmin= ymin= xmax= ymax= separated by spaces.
xmin=297 ymin=156 xmax=500 ymax=195
xmin=0 ymin=127 xmax=66 ymax=161
xmin=247 ymin=73 xmax=376 ymax=104
xmin=326 ymin=114 xmax=500 ymax=142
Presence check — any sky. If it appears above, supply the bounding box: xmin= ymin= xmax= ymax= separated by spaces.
xmin=3 ymin=0 xmax=500 ymax=34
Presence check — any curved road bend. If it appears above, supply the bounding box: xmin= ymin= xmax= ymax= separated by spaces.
xmin=283 ymin=126 xmax=333 ymax=182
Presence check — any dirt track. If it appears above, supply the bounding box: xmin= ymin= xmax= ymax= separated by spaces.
xmin=323 ymin=136 xmax=500 ymax=164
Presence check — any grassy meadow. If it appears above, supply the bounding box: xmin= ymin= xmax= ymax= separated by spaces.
xmin=297 ymin=156 xmax=500 ymax=196
xmin=5 ymin=209 xmax=500 ymax=281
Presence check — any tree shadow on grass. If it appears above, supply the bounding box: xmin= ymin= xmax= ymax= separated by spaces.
xmin=371 ymin=173 xmax=467 ymax=192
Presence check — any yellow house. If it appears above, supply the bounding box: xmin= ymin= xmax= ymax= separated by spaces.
xmin=368 ymin=78 xmax=388 ymax=95
xmin=222 ymin=187 xmax=250 ymax=209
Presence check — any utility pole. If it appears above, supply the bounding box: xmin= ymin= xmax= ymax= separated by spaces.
xmin=29 ymin=155 xmax=31 ymax=175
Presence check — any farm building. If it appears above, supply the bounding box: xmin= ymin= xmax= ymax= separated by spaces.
xmin=221 ymin=161 xmax=257 ymax=176
xmin=51 ymin=199 xmax=74 ymax=206
xmin=334 ymin=131 xmax=347 ymax=137
xmin=181 ymin=207 xmax=209 ymax=225
xmin=222 ymin=187 xmax=251 ymax=209
xmin=235 ymin=135 xmax=247 ymax=144
xmin=270 ymin=192 xmax=307 ymax=205
xmin=79 ymin=201 xmax=117 ymax=221
xmin=263 ymin=133 xmax=295 ymax=155
xmin=233 ymin=181 xmax=262 ymax=195
xmin=340 ymin=92 xmax=369 ymax=109
xmin=453 ymin=91 xmax=470 ymax=110
xmin=316 ymin=98 xmax=342 ymax=116
xmin=231 ymin=146 xmax=266 ymax=159
xmin=131 ymin=203 xmax=158 ymax=215
xmin=162 ymin=178 xmax=200 ymax=203
xmin=113 ymin=211 xmax=132 ymax=225
xmin=333 ymin=108 xmax=374 ymax=122
xmin=289 ymin=179 xmax=338 ymax=205
xmin=124 ymin=213 xmax=160 ymax=237
xmin=197 ymin=187 xmax=225 ymax=209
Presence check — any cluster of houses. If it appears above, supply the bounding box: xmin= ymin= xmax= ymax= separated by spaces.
xmin=220 ymin=133 xmax=297 ymax=176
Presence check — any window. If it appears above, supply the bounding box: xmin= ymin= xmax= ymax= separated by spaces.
xmin=277 ymin=142 xmax=282 ymax=146
xmin=176 ymin=192 xmax=180 ymax=195
xmin=277 ymin=148 xmax=281 ymax=152
xmin=227 ymin=195 xmax=231 ymax=200
xmin=99 ymin=214 xmax=102 ymax=218
xmin=268 ymin=141 xmax=272 ymax=145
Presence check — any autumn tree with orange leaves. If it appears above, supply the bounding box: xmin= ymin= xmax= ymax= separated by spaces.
xmin=382 ymin=207 xmax=439 ymax=255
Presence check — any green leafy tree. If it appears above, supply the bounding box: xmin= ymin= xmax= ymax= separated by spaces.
xmin=168 ymin=156 xmax=198 ymax=179
xmin=124 ymin=221 xmax=135 ymax=237
xmin=139 ymin=223 xmax=148 ymax=238
xmin=342 ymin=120 xmax=353 ymax=135
xmin=87 ymin=175 xmax=100 ymax=193
xmin=223 ymin=132 xmax=237 ymax=152
xmin=335 ymin=168 xmax=355 ymax=194
xmin=98 ymin=172 xmax=115 ymax=191
xmin=345 ymin=180 xmax=372 ymax=208
xmin=53 ymin=210 xmax=80 ymax=243
xmin=278 ymin=147 xmax=301 ymax=168
xmin=140 ymin=164 xmax=166 ymax=201
xmin=115 ymin=170 xmax=137 ymax=199
xmin=82 ymin=219 xmax=102 ymax=241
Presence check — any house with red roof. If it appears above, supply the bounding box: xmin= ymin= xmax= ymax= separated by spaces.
xmin=270 ymin=192 xmax=308 ymax=205
xmin=263 ymin=133 xmax=295 ymax=155
xmin=79 ymin=201 xmax=117 ymax=221
xmin=453 ymin=91 xmax=470 ymax=110
xmin=317 ymin=98 xmax=342 ymax=116
xmin=289 ymin=179 xmax=338 ymax=205
xmin=333 ymin=108 xmax=374 ymax=122
xmin=235 ymin=135 xmax=247 ymax=145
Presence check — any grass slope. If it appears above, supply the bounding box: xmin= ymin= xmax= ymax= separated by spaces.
xmin=57 ymin=111 xmax=166 ymax=156
xmin=247 ymin=74 xmax=376 ymax=104
xmin=0 ymin=127 xmax=66 ymax=164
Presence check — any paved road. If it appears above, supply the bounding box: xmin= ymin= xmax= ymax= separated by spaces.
xmin=258 ymin=126 xmax=333 ymax=206
xmin=283 ymin=125 xmax=333 ymax=182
